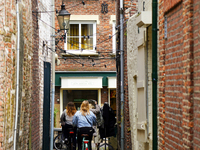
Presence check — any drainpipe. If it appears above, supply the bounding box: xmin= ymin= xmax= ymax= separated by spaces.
xmin=120 ymin=0 xmax=124 ymax=149
xmin=50 ymin=0 xmax=55 ymax=149
xmin=14 ymin=1 xmax=20 ymax=150
xmin=152 ymin=0 xmax=158 ymax=150
xmin=146 ymin=27 xmax=149 ymax=137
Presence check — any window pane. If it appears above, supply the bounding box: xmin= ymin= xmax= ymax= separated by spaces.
xmin=81 ymin=24 xmax=93 ymax=50
xmin=69 ymin=24 xmax=79 ymax=36
xmin=63 ymin=90 xmax=98 ymax=110
xmin=68 ymin=24 xmax=79 ymax=50
xmin=81 ymin=24 xmax=93 ymax=36
xmin=67 ymin=38 xmax=79 ymax=50
xmin=81 ymin=37 xmax=93 ymax=50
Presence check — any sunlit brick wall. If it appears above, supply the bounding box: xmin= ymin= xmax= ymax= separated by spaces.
xmin=158 ymin=0 xmax=194 ymax=149
xmin=0 ymin=0 xmax=33 ymax=149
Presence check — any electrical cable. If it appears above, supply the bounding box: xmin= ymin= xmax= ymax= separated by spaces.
xmin=33 ymin=2 xmax=128 ymax=67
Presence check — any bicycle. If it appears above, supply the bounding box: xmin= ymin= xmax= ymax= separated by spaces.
xmin=81 ymin=134 xmax=90 ymax=150
xmin=54 ymin=128 xmax=75 ymax=150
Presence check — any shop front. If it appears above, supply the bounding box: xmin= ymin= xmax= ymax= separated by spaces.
xmin=55 ymin=71 xmax=116 ymax=123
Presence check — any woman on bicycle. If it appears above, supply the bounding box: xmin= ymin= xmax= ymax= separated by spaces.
xmin=73 ymin=100 xmax=96 ymax=150
xmin=60 ymin=102 xmax=77 ymax=150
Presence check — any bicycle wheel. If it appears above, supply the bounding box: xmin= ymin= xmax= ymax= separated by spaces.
xmin=54 ymin=134 xmax=64 ymax=150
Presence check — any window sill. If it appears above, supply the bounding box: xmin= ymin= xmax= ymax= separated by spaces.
xmin=109 ymin=53 xmax=116 ymax=57
xmin=61 ymin=52 xmax=99 ymax=57
xmin=61 ymin=52 xmax=116 ymax=57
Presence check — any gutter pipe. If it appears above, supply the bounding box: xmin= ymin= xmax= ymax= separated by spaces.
xmin=146 ymin=27 xmax=149 ymax=137
xmin=50 ymin=0 xmax=55 ymax=149
xmin=152 ymin=0 xmax=158 ymax=150
xmin=120 ymin=0 xmax=124 ymax=149
xmin=14 ymin=2 xmax=20 ymax=150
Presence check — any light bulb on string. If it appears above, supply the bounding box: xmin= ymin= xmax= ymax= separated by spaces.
xmin=87 ymin=35 xmax=90 ymax=41
xmin=82 ymin=0 xmax=85 ymax=5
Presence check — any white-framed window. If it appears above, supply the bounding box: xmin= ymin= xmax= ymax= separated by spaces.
xmin=64 ymin=21 xmax=97 ymax=54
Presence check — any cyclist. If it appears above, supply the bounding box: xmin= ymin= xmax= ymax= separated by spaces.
xmin=60 ymin=102 xmax=77 ymax=150
xmin=73 ymin=100 xmax=96 ymax=150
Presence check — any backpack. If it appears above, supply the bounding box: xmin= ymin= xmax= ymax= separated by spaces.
xmin=96 ymin=109 xmax=104 ymax=128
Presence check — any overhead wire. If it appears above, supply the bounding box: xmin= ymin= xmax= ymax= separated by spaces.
xmin=33 ymin=1 xmax=128 ymax=67
xmin=38 ymin=20 xmax=127 ymax=67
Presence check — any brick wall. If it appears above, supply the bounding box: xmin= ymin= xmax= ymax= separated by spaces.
xmin=0 ymin=0 xmax=34 ymax=149
xmin=158 ymin=0 xmax=194 ymax=149
xmin=55 ymin=0 xmax=117 ymax=120
xmin=55 ymin=0 xmax=116 ymax=72
xmin=101 ymin=87 xmax=108 ymax=104
xmin=31 ymin=0 xmax=41 ymax=149
xmin=31 ymin=0 xmax=53 ymax=149
xmin=193 ymin=0 xmax=200 ymax=149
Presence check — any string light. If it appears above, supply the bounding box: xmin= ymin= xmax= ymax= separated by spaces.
xmin=84 ymin=35 xmax=86 ymax=41
xmin=33 ymin=3 xmax=129 ymax=68
xmin=82 ymin=0 xmax=85 ymax=5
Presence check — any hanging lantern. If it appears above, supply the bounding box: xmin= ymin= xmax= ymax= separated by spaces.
xmin=57 ymin=3 xmax=71 ymax=30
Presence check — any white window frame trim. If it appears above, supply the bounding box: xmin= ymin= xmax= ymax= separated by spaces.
xmin=112 ymin=21 xmax=116 ymax=54
xmin=64 ymin=21 xmax=97 ymax=54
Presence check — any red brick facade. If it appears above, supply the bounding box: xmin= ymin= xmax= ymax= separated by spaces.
xmin=55 ymin=0 xmax=116 ymax=72
xmin=192 ymin=0 xmax=200 ymax=149
xmin=158 ymin=0 xmax=200 ymax=149
xmin=31 ymin=0 xmax=41 ymax=149
xmin=0 ymin=0 xmax=35 ymax=149
xmin=54 ymin=0 xmax=117 ymax=105
xmin=54 ymin=0 xmax=117 ymax=148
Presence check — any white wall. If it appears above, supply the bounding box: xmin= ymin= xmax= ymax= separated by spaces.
xmin=127 ymin=0 xmax=152 ymax=149
xmin=38 ymin=0 xmax=52 ymax=148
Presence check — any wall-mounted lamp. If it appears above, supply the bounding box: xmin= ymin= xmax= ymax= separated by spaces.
xmin=57 ymin=2 xmax=71 ymax=30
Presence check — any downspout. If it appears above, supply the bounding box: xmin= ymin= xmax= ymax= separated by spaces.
xmin=152 ymin=0 xmax=158 ymax=150
xmin=50 ymin=0 xmax=55 ymax=149
xmin=14 ymin=1 xmax=20 ymax=150
xmin=146 ymin=27 xmax=149 ymax=137
xmin=120 ymin=0 xmax=124 ymax=149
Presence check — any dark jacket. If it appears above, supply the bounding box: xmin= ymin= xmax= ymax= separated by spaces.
xmin=99 ymin=103 xmax=116 ymax=138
